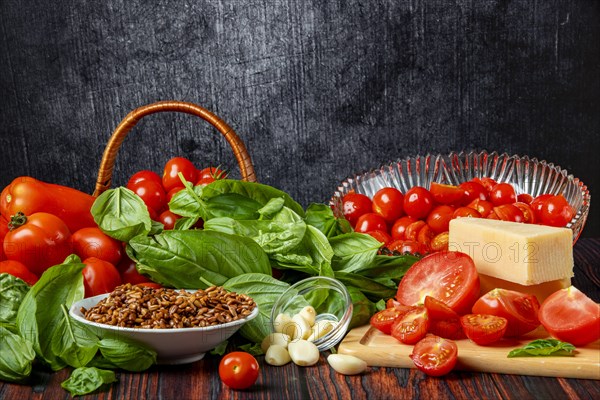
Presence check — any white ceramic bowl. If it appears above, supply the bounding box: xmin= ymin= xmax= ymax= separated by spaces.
xmin=329 ymin=150 xmax=590 ymax=244
xmin=69 ymin=293 xmax=259 ymax=365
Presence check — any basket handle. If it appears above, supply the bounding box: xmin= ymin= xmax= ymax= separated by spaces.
xmin=93 ymin=101 xmax=257 ymax=197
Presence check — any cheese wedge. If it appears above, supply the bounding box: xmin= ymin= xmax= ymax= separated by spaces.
xmin=448 ymin=218 xmax=573 ymax=285
xmin=478 ymin=274 xmax=571 ymax=303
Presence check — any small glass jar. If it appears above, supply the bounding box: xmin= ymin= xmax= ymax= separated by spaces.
xmin=270 ymin=276 xmax=353 ymax=351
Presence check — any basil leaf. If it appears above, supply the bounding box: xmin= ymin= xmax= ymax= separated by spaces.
xmin=0 ymin=273 xmax=30 ymax=326
xmin=0 ymin=326 xmax=35 ymax=382
xmin=92 ymin=187 xmax=152 ymax=242
xmin=508 ymin=339 xmax=576 ymax=358
xmin=16 ymin=259 xmax=86 ymax=371
xmin=95 ymin=338 xmax=156 ymax=371
xmin=330 ymin=233 xmax=382 ymax=273
xmin=237 ymin=342 xmax=264 ymax=356
xmin=206 ymin=193 xmax=262 ymax=220
xmin=223 ymin=273 xmax=292 ymax=344
xmin=51 ymin=305 xmax=99 ymax=368
xmin=347 ymin=287 xmax=376 ymax=329
xmin=257 ymin=197 xmax=285 ymax=218
xmin=375 ymin=299 xmax=387 ymax=311
xmin=210 ymin=340 xmax=229 ymax=356
xmin=305 ymin=203 xmax=352 ymax=238
xmin=334 ymin=271 xmax=397 ymax=301
xmin=130 ymin=230 xmax=271 ymax=288
xmin=358 ymin=254 xmax=420 ymax=279
xmin=168 ymin=184 xmax=207 ymax=219
xmin=61 ymin=367 xmax=117 ymax=396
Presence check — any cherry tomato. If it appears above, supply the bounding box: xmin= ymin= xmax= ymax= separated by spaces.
xmin=0 ymin=260 xmax=38 ymax=285
xmin=472 ymin=289 xmax=540 ymax=337
xmin=136 ymin=282 xmax=163 ymax=289
xmin=390 ymin=216 xmax=417 ymax=241
xmin=71 ymin=227 xmax=123 ymax=266
xmin=489 ymin=183 xmax=517 ymax=206
xmin=366 ymin=230 xmax=391 ymax=246
xmin=196 ymin=176 xmax=216 ymax=186
xmin=166 ymin=186 xmax=185 ymax=202
xmin=0 ymin=215 xmax=8 ymax=261
xmin=354 ymin=213 xmax=387 ymax=233
xmin=429 ymin=232 xmax=449 ymax=252
xmin=126 ymin=170 xmax=163 ymax=189
xmin=372 ymin=187 xmax=405 ymax=223
xmin=387 ymin=240 xmax=425 ymax=255
xmin=116 ymin=256 xmax=153 ymax=285
xmin=539 ymin=195 xmax=575 ymax=227
xmin=517 ymin=193 xmax=534 ymax=204
xmin=129 ymin=180 xmax=167 ymax=214
xmin=460 ymin=314 xmax=507 ymax=345
xmin=219 ymin=351 xmax=259 ymax=390
xmin=416 ymin=224 xmax=434 ymax=252
xmin=487 ymin=211 xmax=499 ymax=220
xmin=198 ymin=166 xmax=228 ymax=181
xmin=386 ymin=298 xmax=403 ymax=308
xmin=403 ymin=187 xmax=434 ymax=220
xmin=404 ymin=220 xmax=427 ymax=241
xmin=429 ymin=182 xmax=464 ymax=206
xmin=426 ymin=205 xmax=455 ymax=234
xmin=158 ymin=210 xmax=181 ymax=230
xmin=424 ymin=296 xmax=459 ymax=320
xmin=370 ymin=305 xmax=414 ymax=335
xmin=428 ymin=319 xmax=466 ymax=340
xmin=342 ymin=192 xmax=373 ymax=227
xmin=453 ymin=207 xmax=481 ymax=219
xmin=493 ymin=204 xmax=524 ymax=222
xmin=513 ymin=202 xmax=536 ymax=223
xmin=472 ymin=177 xmax=497 ymax=192
xmin=410 ymin=335 xmax=458 ymax=377
xmin=391 ymin=306 xmax=430 ymax=344
xmin=162 ymin=157 xmax=198 ymax=192
xmin=530 ymin=194 xmax=554 ymax=222
xmin=467 ymin=199 xmax=494 ymax=217
xmin=3 ymin=212 xmax=72 ymax=276
xmin=538 ymin=286 xmax=600 ymax=346
xmin=459 ymin=181 xmax=488 ymax=204
xmin=396 ymin=251 xmax=480 ymax=315
xmin=82 ymin=257 xmax=122 ymax=298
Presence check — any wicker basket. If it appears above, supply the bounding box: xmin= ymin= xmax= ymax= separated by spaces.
xmin=93 ymin=101 xmax=256 ymax=197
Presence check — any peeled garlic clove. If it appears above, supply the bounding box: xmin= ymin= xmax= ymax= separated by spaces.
xmin=298 ymin=305 xmax=317 ymax=326
xmin=307 ymin=320 xmax=337 ymax=342
xmin=274 ymin=313 xmax=293 ymax=334
xmin=290 ymin=313 xmax=312 ymax=340
xmin=265 ymin=345 xmax=292 ymax=366
xmin=288 ymin=340 xmax=320 ymax=366
xmin=261 ymin=333 xmax=291 ymax=353
xmin=327 ymin=354 xmax=368 ymax=375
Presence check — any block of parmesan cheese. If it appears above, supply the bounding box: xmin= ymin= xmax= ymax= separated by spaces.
xmin=478 ymin=274 xmax=571 ymax=303
xmin=448 ymin=218 xmax=573 ymax=285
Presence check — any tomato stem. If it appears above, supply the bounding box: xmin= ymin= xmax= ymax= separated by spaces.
xmin=8 ymin=211 xmax=27 ymax=231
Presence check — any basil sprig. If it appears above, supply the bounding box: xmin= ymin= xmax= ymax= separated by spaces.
xmin=508 ymin=339 xmax=576 ymax=358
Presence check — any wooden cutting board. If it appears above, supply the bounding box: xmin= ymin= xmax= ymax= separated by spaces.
xmin=338 ymin=325 xmax=600 ymax=380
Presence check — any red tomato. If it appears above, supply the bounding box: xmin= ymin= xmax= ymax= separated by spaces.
xmin=219 ymin=352 xmax=259 ymax=390
xmin=473 ymin=177 xmax=497 ymax=192
xmin=354 ymin=213 xmax=387 ymax=233
xmin=424 ymin=296 xmax=459 ymax=320
xmin=460 ymin=314 xmax=507 ymax=345
xmin=538 ymin=286 xmax=600 ymax=346
xmin=3 ymin=212 xmax=72 ymax=276
xmin=493 ymin=204 xmax=524 ymax=222
xmin=342 ymin=193 xmax=373 ymax=227
xmin=513 ymin=202 xmax=536 ymax=223
xmin=82 ymin=257 xmax=122 ymax=298
xmin=426 ymin=205 xmax=455 ymax=234
xmin=429 ymin=182 xmax=464 ymax=205
xmin=390 ymin=216 xmax=417 ymax=240
xmin=71 ymin=227 xmax=123 ymax=266
xmin=396 ymin=251 xmax=480 ymax=315
xmin=0 ymin=260 xmax=38 ymax=285
xmin=487 ymin=211 xmax=499 ymax=220
xmin=403 ymin=187 xmax=434 ymax=220
xmin=410 ymin=335 xmax=458 ymax=377
xmin=166 ymin=186 xmax=185 ymax=202
xmin=429 ymin=232 xmax=449 ymax=252
xmin=453 ymin=207 xmax=481 ymax=219
xmin=404 ymin=220 xmax=426 ymax=241
xmin=530 ymin=194 xmax=554 ymax=221
xmin=0 ymin=215 xmax=8 ymax=261
xmin=136 ymin=282 xmax=162 ymax=289
xmin=472 ymin=289 xmax=540 ymax=337
xmin=372 ymin=187 xmax=405 ymax=223
xmin=517 ymin=193 xmax=534 ymax=204
xmin=126 ymin=170 xmax=163 ymax=189
xmin=386 ymin=298 xmax=403 ymax=308
xmin=539 ymin=195 xmax=575 ymax=227
xmin=198 ymin=166 xmax=228 ymax=181
xmin=162 ymin=157 xmax=198 ymax=192
xmin=429 ymin=319 xmax=466 ymax=340
xmin=416 ymin=224 xmax=434 ymax=252
xmin=467 ymin=199 xmax=494 ymax=217
xmin=489 ymin=183 xmax=517 ymax=206
xmin=129 ymin=180 xmax=167 ymax=214
xmin=366 ymin=230 xmax=391 ymax=246
xmin=196 ymin=176 xmax=216 ymax=186
xmin=159 ymin=210 xmax=181 ymax=230
xmin=387 ymin=240 xmax=425 ymax=255
xmin=391 ymin=306 xmax=429 ymax=344
xmin=459 ymin=181 xmax=489 ymax=204
xmin=116 ymin=256 xmax=152 ymax=285
xmin=370 ymin=305 xmax=414 ymax=335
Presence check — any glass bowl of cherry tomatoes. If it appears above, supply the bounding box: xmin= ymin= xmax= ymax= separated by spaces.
xmin=330 ymin=150 xmax=590 ymax=253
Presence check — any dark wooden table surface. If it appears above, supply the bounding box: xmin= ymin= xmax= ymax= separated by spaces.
xmin=1 ymin=239 xmax=599 ymax=400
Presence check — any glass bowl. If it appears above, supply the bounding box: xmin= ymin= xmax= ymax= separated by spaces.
xmin=329 ymin=150 xmax=590 ymax=244
xmin=270 ymin=276 xmax=353 ymax=351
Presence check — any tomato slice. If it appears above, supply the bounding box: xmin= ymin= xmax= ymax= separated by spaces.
xmin=539 ymin=286 xmax=600 ymax=346
xmin=429 ymin=232 xmax=449 ymax=252
xmin=396 ymin=251 xmax=480 ymax=315
xmin=390 ymin=216 xmax=417 ymax=241
xmin=460 ymin=314 xmax=507 ymax=345
xmin=467 ymin=199 xmax=494 ymax=217
xmin=366 ymin=230 xmax=391 ymax=246
xmin=424 ymin=296 xmax=459 ymax=320
xmin=410 ymin=335 xmax=458 ymax=377
xmin=472 ymin=289 xmax=540 ymax=337
xmin=391 ymin=306 xmax=429 ymax=344
xmin=370 ymin=305 xmax=414 ymax=335
xmin=513 ymin=202 xmax=536 ymax=224
xmin=429 ymin=182 xmax=464 ymax=206
xmin=493 ymin=204 xmax=524 ymax=223
xmin=429 ymin=319 xmax=466 ymax=340
xmin=387 ymin=239 xmax=426 ymax=255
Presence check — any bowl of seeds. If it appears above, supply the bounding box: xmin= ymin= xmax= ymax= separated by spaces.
xmin=69 ymin=283 xmax=258 ymax=365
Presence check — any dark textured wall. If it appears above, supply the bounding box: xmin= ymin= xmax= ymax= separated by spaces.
xmin=1 ymin=0 xmax=599 ymax=237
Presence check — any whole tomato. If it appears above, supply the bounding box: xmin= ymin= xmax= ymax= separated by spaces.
xmin=354 ymin=213 xmax=387 ymax=233
xmin=489 ymin=183 xmax=517 ymax=206
xmin=158 ymin=210 xmax=181 ymax=230
xmin=126 ymin=170 xmax=163 ymax=189
xmin=342 ymin=192 xmax=373 ymax=227
xmin=82 ymin=257 xmax=122 ymax=297
xmin=0 ymin=260 xmax=39 ymax=285
xmin=403 ymin=187 xmax=434 ymax=220
xmin=116 ymin=256 xmax=152 ymax=285
xmin=219 ymin=352 xmax=259 ymax=390
xmin=372 ymin=187 xmax=404 ymax=223
xmin=71 ymin=227 xmax=123 ymax=265
xmin=3 ymin=212 xmax=72 ymax=276
xmin=0 ymin=214 xmax=8 ymax=260
xmin=162 ymin=157 xmax=198 ymax=192
xmin=129 ymin=180 xmax=167 ymax=214
xmin=197 ymin=166 xmax=228 ymax=185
